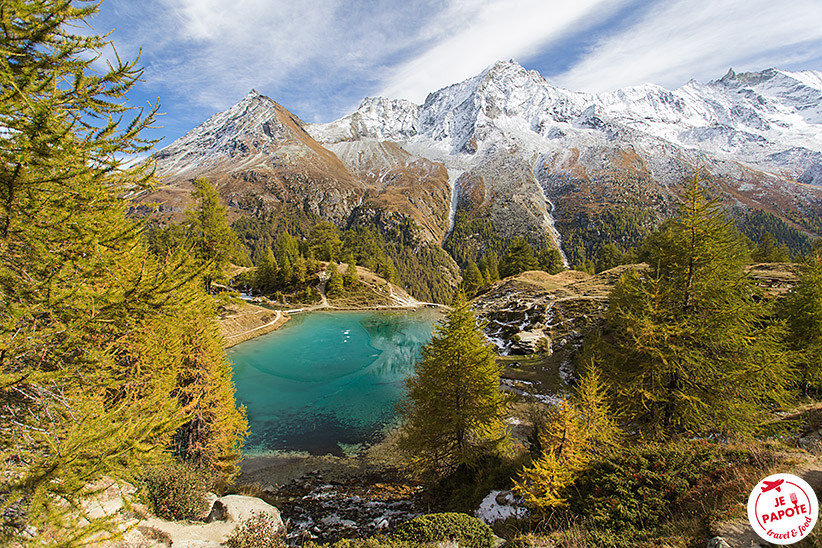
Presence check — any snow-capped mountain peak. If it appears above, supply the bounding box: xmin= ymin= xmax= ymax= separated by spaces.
xmin=146 ymin=61 xmax=822 ymax=279
xmin=310 ymin=96 xmax=420 ymax=144
xmin=308 ymin=61 xmax=822 ymax=182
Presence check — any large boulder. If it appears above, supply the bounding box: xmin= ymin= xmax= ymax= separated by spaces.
xmin=510 ymin=330 xmax=549 ymax=355
xmin=140 ymin=495 xmax=284 ymax=547
xmin=213 ymin=494 xmax=285 ymax=531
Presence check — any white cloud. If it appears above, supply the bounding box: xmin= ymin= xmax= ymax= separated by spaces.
xmin=92 ymin=0 xmax=822 ymax=135
xmin=149 ymin=0 xmax=339 ymax=107
xmin=554 ymin=0 xmax=822 ymax=92
xmin=93 ymin=0 xmax=450 ymax=117
xmin=377 ymin=0 xmax=629 ymax=102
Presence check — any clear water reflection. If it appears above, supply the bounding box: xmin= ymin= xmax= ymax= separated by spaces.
xmin=229 ymin=310 xmax=439 ymax=455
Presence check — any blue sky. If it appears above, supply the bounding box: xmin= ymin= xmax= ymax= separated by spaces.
xmin=87 ymin=0 xmax=822 ymax=148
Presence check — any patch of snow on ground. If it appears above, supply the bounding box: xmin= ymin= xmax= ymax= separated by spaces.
xmin=475 ymin=490 xmax=528 ymax=524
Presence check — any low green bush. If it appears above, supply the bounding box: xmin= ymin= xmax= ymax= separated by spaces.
xmin=140 ymin=460 xmax=213 ymax=521
xmin=226 ymin=511 xmax=284 ymax=548
xmin=569 ymin=440 xmax=761 ymax=547
xmin=393 ymin=512 xmax=495 ymax=548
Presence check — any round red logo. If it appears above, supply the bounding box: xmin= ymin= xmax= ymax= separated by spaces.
xmin=747 ymin=473 xmax=818 ymax=544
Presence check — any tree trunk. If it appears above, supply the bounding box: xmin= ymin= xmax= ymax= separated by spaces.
xmin=2 ymin=163 xmax=21 ymax=239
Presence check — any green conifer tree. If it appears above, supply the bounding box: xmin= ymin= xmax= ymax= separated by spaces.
xmin=782 ymin=247 xmax=822 ymax=396
xmin=461 ymin=260 xmax=484 ymax=295
xmin=598 ymin=173 xmax=791 ymax=438
xmin=326 ymin=262 xmax=345 ymax=298
xmin=255 ymin=247 xmax=279 ymax=293
xmin=499 ymin=237 xmax=539 ymax=278
xmin=398 ymin=293 xmax=509 ymax=478
xmin=753 ymin=232 xmax=791 ymax=263
xmin=573 ymin=259 xmax=595 ymax=275
xmin=309 ymin=221 xmax=342 ymax=261
xmin=537 ymin=247 xmax=565 ymax=274
xmin=278 ymin=255 xmax=293 ymax=286
xmin=378 ymin=254 xmax=397 ymax=282
xmin=0 ymin=4 xmax=246 ymax=542
xmin=276 ymin=230 xmax=300 ymax=263
xmin=478 ymin=250 xmax=500 ymax=283
xmin=344 ymin=258 xmax=359 ymax=288
xmin=595 ymin=243 xmax=625 ymax=273
xmin=185 ymin=179 xmax=241 ymax=293
xmin=293 ymin=255 xmax=308 ymax=285
xmin=513 ymin=398 xmax=587 ymax=512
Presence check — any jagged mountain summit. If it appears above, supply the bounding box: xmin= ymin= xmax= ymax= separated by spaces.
xmin=147 ymin=89 xmax=364 ymax=222
xmin=144 ymin=60 xmax=822 ymax=281
xmin=309 ymin=61 xmax=822 ymax=260
xmin=144 ymin=90 xmax=452 ymax=244
xmin=311 ymin=61 xmax=822 ymax=182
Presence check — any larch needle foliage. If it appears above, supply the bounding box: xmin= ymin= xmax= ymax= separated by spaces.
xmin=399 ymin=293 xmax=509 ymax=479
xmin=0 ymin=2 xmax=245 ymax=546
xmin=782 ymin=245 xmax=822 ymax=397
xmin=599 ymin=173 xmax=791 ymax=439
xmin=514 ymin=367 xmax=620 ymax=513
xmin=514 ymin=397 xmax=587 ymax=512
xmin=186 ymin=178 xmax=243 ymax=293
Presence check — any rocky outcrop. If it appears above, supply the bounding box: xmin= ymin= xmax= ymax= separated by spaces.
xmin=473 ymin=268 xmax=619 ymax=357
xmin=474 ymin=263 xmax=802 ymax=402
xmin=474 ymin=262 xmax=801 ymax=358
xmin=268 ymin=469 xmax=421 ymax=544
xmin=73 ymin=478 xmax=284 ymax=548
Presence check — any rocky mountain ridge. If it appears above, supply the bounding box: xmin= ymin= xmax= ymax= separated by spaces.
xmin=310 ymin=62 xmax=822 ymax=179
xmin=143 ymin=61 xmax=822 ymax=290
xmin=311 ymin=62 xmax=822 ymax=241
xmin=146 ymin=90 xmax=365 ymax=224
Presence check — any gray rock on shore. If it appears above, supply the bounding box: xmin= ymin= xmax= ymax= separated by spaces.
xmin=74 ymin=478 xmax=285 ymax=548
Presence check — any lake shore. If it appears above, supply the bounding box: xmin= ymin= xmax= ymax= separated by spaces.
xmin=238 ymin=426 xmax=411 ymax=489
xmin=228 ymin=307 xmax=441 ymax=460
xmin=219 ymin=302 xmax=292 ymax=348
xmin=220 ymin=298 xmax=446 ymax=348
xmin=220 ymin=262 xmax=450 ymax=347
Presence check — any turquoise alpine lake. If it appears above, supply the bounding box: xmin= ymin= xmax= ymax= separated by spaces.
xmin=228 ymin=309 xmax=440 ymax=455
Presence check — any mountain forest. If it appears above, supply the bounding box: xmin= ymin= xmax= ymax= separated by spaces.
xmin=2 ymin=2 xmax=822 ymax=548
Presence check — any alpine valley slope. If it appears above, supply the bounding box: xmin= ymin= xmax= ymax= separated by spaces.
xmin=139 ymin=90 xmax=452 ymax=245
xmin=142 ymin=61 xmax=822 ymax=290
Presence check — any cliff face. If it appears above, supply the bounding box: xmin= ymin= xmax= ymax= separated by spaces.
xmin=324 ymin=140 xmax=451 ymax=243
